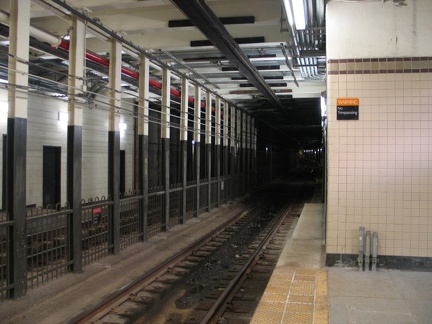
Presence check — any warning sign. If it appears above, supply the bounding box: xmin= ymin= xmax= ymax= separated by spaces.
xmin=337 ymin=98 xmax=359 ymax=120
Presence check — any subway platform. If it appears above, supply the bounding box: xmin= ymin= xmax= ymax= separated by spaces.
xmin=251 ymin=190 xmax=432 ymax=324
xmin=1 ymin=193 xmax=432 ymax=323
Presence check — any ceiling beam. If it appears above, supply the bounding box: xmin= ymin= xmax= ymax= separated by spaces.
xmin=169 ymin=0 xmax=284 ymax=112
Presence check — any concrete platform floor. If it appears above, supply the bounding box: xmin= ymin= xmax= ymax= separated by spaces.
xmin=252 ymin=201 xmax=432 ymax=324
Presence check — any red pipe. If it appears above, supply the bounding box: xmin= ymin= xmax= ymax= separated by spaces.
xmin=58 ymin=40 xmax=213 ymax=111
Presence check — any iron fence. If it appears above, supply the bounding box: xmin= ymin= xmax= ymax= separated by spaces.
xmin=81 ymin=197 xmax=113 ymax=266
xmin=169 ymin=183 xmax=182 ymax=227
xmin=210 ymin=177 xmax=218 ymax=208
xmin=148 ymin=187 xmax=164 ymax=238
xmin=0 ymin=211 xmax=12 ymax=302
xmin=185 ymin=180 xmax=196 ymax=221
xmin=199 ymin=179 xmax=209 ymax=212
xmin=26 ymin=204 xmax=72 ymax=289
xmin=119 ymin=191 xmax=143 ymax=250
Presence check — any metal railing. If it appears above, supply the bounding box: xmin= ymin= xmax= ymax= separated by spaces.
xmin=0 ymin=211 xmax=12 ymax=301
xmin=81 ymin=197 xmax=113 ymax=266
xmin=0 ymin=166 xmax=252 ymax=302
xmin=26 ymin=205 xmax=72 ymax=290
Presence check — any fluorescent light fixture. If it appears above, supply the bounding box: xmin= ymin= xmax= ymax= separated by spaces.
xmin=292 ymin=0 xmax=306 ymax=30
xmin=283 ymin=0 xmax=306 ymax=30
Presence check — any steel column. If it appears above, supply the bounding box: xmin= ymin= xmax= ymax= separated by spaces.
xmin=215 ymin=97 xmax=221 ymax=207
xmin=180 ymin=77 xmax=189 ymax=223
xmin=237 ymin=110 xmax=242 ymax=196
xmin=223 ymin=102 xmax=229 ymax=203
xmin=161 ymin=68 xmax=170 ymax=230
xmin=6 ymin=0 xmax=30 ymax=299
xmin=194 ymin=86 xmax=201 ymax=217
xmin=230 ymin=106 xmax=235 ymax=200
xmin=138 ymin=55 xmax=149 ymax=239
xmin=67 ymin=14 xmax=84 ymax=271
xmin=205 ymin=91 xmax=212 ymax=211
xmin=108 ymin=38 xmax=121 ymax=254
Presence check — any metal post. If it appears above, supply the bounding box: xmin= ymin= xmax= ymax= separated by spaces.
xmin=180 ymin=77 xmax=189 ymax=223
xmin=67 ymin=14 xmax=84 ymax=271
xmin=365 ymin=231 xmax=371 ymax=271
xmin=138 ymin=54 xmax=149 ymax=240
xmin=215 ymin=97 xmax=221 ymax=207
xmin=358 ymin=226 xmax=364 ymax=271
xmin=7 ymin=0 xmax=30 ymax=298
xmin=108 ymin=38 xmax=121 ymax=254
xmin=372 ymin=232 xmax=378 ymax=271
xmin=194 ymin=85 xmax=201 ymax=216
xmin=223 ymin=102 xmax=229 ymax=203
xmin=161 ymin=68 xmax=170 ymax=231
xmin=205 ymin=91 xmax=212 ymax=211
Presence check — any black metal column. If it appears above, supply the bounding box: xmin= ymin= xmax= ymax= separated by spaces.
xmin=223 ymin=145 xmax=228 ymax=203
xmin=67 ymin=125 xmax=82 ymax=272
xmin=206 ymin=143 xmax=211 ymax=211
xmin=216 ymin=144 xmax=221 ymax=207
xmin=138 ymin=134 xmax=148 ymax=240
xmin=7 ymin=118 xmax=27 ymax=298
xmin=194 ymin=142 xmax=200 ymax=217
xmin=108 ymin=131 xmax=120 ymax=254
xmin=180 ymin=140 xmax=187 ymax=223
xmin=162 ymin=137 xmax=170 ymax=230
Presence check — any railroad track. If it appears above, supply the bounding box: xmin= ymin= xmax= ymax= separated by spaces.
xmin=70 ymin=179 xmax=314 ymax=324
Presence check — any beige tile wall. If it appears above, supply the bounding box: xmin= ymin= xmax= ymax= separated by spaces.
xmin=326 ymin=58 xmax=432 ymax=257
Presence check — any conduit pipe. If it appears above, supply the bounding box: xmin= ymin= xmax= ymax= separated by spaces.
xmin=0 ymin=9 xmax=214 ymax=112
xmin=372 ymin=232 xmax=378 ymax=271
xmin=358 ymin=226 xmax=364 ymax=271
xmin=365 ymin=231 xmax=371 ymax=271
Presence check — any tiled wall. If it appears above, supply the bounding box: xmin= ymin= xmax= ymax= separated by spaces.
xmin=326 ymin=57 xmax=432 ymax=258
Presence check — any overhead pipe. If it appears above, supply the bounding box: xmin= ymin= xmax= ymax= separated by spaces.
xmin=0 ymin=9 xmax=214 ymax=112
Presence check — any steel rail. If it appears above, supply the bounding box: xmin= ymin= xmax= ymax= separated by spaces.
xmin=68 ymin=206 xmax=252 ymax=323
xmin=200 ymin=198 xmax=297 ymax=323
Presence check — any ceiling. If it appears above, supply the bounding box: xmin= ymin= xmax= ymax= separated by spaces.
xmin=0 ymin=0 xmax=326 ymax=149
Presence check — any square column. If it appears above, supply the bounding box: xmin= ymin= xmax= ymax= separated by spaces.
xmin=7 ymin=0 xmax=30 ymax=299
xmin=67 ymin=15 xmax=85 ymax=272
xmin=108 ymin=38 xmax=121 ymax=254
xmin=205 ymin=91 xmax=212 ymax=211
xmin=193 ymin=86 xmax=201 ymax=216
xmin=180 ymin=77 xmax=189 ymax=223
xmin=138 ymin=55 xmax=149 ymax=239
xmin=161 ymin=68 xmax=171 ymax=230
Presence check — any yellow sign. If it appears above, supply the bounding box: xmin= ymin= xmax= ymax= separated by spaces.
xmin=337 ymin=98 xmax=359 ymax=106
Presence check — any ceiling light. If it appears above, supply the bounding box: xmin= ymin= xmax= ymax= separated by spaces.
xmin=283 ymin=0 xmax=306 ymax=30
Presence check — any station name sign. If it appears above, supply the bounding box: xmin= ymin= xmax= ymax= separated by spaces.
xmin=337 ymin=98 xmax=359 ymax=120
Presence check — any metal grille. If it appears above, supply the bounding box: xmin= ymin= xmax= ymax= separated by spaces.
xmin=169 ymin=184 xmax=181 ymax=228
xmin=0 ymin=212 xmax=12 ymax=302
xmin=120 ymin=192 xmax=143 ymax=250
xmin=148 ymin=187 xmax=164 ymax=238
xmin=26 ymin=206 xmax=71 ymax=289
xmin=81 ymin=199 xmax=113 ymax=266
xmin=210 ymin=178 xmax=218 ymax=208
xmin=185 ymin=180 xmax=196 ymax=221
xmin=199 ymin=180 xmax=208 ymax=212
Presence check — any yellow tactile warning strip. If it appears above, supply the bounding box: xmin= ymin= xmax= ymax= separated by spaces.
xmin=251 ymin=268 xmax=328 ymax=324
